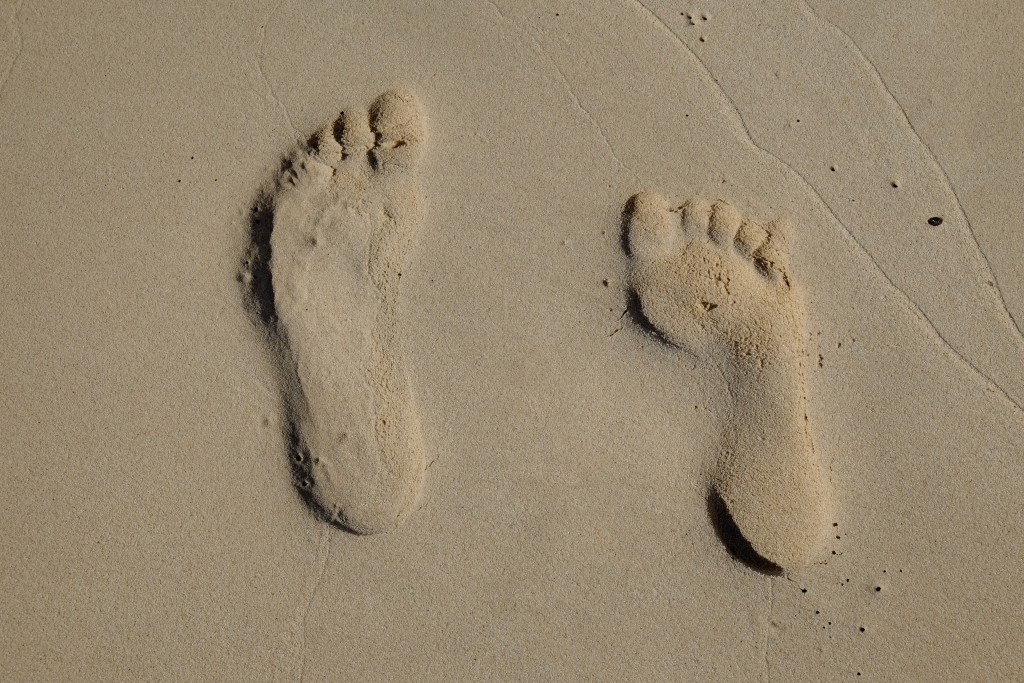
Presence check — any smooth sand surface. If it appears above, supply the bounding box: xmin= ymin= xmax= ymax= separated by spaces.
xmin=2 ymin=1 xmax=1023 ymax=680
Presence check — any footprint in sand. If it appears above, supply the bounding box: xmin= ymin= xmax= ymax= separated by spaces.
xmin=624 ymin=191 xmax=831 ymax=571
xmin=244 ymin=91 xmax=428 ymax=534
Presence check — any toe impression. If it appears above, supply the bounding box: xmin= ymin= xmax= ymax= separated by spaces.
xmin=312 ymin=125 xmax=344 ymax=166
xmin=734 ymin=219 xmax=769 ymax=259
xmin=369 ymin=90 xmax=426 ymax=171
xmin=681 ymin=198 xmax=713 ymax=241
xmin=709 ymin=200 xmax=742 ymax=246
xmin=336 ymin=110 xmax=375 ymax=159
xmin=626 ymin=192 xmax=678 ymax=262
xmin=751 ymin=220 xmax=792 ymax=283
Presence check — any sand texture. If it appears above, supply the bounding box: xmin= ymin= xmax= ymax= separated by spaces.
xmin=2 ymin=0 xmax=1024 ymax=681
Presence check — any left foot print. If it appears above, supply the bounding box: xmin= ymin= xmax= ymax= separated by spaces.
xmin=246 ymin=91 xmax=429 ymax=534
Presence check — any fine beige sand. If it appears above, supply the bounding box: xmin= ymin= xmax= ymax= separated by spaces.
xmin=3 ymin=1 xmax=1023 ymax=680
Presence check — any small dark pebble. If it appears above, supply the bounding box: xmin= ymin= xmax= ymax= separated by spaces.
xmin=928 ymin=216 xmax=943 ymax=226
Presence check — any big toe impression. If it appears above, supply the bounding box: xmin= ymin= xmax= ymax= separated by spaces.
xmin=369 ymin=90 xmax=426 ymax=171
xmin=626 ymin=191 xmax=678 ymax=262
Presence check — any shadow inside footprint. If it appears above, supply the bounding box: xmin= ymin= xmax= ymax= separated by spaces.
xmin=619 ymin=193 xmax=642 ymax=258
xmin=707 ymin=489 xmax=784 ymax=576
xmin=243 ymin=193 xmax=277 ymax=327
xmin=241 ymin=181 xmax=359 ymax=534
xmin=624 ymin=290 xmax=672 ymax=343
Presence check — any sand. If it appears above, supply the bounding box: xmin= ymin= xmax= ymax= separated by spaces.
xmin=255 ymin=90 xmax=429 ymax=534
xmin=2 ymin=0 xmax=1023 ymax=680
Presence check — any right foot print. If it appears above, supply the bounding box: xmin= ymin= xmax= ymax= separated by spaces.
xmin=247 ymin=91 xmax=428 ymax=534
xmin=624 ymin=192 xmax=832 ymax=571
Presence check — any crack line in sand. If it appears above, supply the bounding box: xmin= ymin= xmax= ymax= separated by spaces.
xmin=257 ymin=0 xmax=301 ymax=142
xmin=297 ymin=528 xmax=331 ymax=682
xmin=797 ymin=0 xmax=1024 ymax=341
xmin=0 ymin=0 xmax=26 ymax=102
xmin=627 ymin=0 xmax=1024 ymax=415
xmin=483 ymin=0 xmax=642 ymax=183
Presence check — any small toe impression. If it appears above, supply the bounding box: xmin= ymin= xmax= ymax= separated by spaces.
xmin=335 ymin=110 xmax=375 ymax=159
xmin=734 ymin=219 xmax=769 ymax=258
xmin=368 ymin=90 xmax=426 ymax=171
xmin=751 ymin=220 xmax=792 ymax=283
xmin=311 ymin=124 xmax=343 ymax=166
xmin=681 ymin=198 xmax=713 ymax=240
xmin=626 ymin=192 xmax=678 ymax=261
xmin=709 ymin=200 xmax=742 ymax=246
